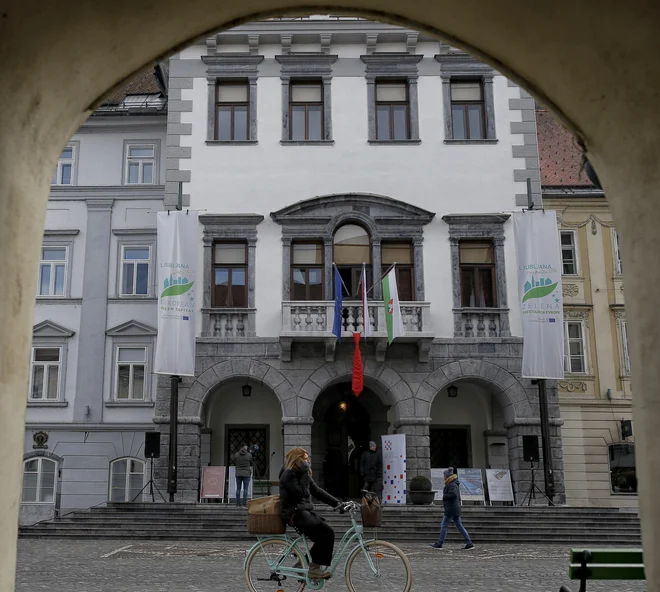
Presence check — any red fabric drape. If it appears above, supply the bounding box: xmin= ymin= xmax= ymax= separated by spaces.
xmin=352 ymin=332 xmax=363 ymax=396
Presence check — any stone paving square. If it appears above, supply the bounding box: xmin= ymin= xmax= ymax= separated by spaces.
xmin=16 ymin=540 xmax=647 ymax=592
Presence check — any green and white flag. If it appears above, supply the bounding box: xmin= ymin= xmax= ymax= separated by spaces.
xmin=382 ymin=267 xmax=404 ymax=344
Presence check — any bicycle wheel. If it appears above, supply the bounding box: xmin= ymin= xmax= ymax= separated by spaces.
xmin=345 ymin=540 xmax=412 ymax=592
xmin=245 ymin=539 xmax=307 ymax=592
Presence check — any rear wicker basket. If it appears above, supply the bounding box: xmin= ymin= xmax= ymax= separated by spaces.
xmin=247 ymin=495 xmax=286 ymax=535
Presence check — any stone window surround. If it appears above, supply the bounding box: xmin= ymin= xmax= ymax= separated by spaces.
xmin=275 ymin=206 xmax=431 ymax=302
xmin=276 ymin=53 xmax=337 ymax=145
xmin=563 ymin=309 xmax=592 ymax=376
xmin=21 ymin=455 xmax=60 ymax=504
xmin=202 ymin=54 xmax=264 ymax=144
xmin=200 ymin=214 xmax=264 ymax=337
xmin=435 ymin=54 xmax=497 ymax=144
xmin=112 ymin=228 xmax=157 ymax=299
xmin=52 ymin=140 xmax=80 ymax=187
xmin=361 ymin=53 xmax=423 ymax=145
xmin=106 ymin=338 xmax=155 ymax=407
xmin=442 ymin=214 xmax=511 ymax=337
xmin=121 ymin=139 xmax=161 ymax=186
xmin=38 ymin=229 xmax=79 ymax=300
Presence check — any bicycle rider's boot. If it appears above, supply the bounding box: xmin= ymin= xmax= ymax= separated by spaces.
xmin=308 ymin=563 xmax=332 ymax=580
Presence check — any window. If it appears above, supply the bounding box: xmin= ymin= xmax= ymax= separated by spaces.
xmin=375 ymin=81 xmax=410 ymax=141
xmin=289 ymin=82 xmax=323 ymax=141
xmin=621 ymin=320 xmax=631 ymax=376
xmin=450 ymin=81 xmax=485 ymax=140
xmin=213 ymin=243 xmax=247 ymax=307
xmin=38 ymin=246 xmax=67 ymax=297
xmin=292 ymin=243 xmax=324 ymax=300
xmin=215 ymin=83 xmax=249 ymax=141
xmin=564 ymin=320 xmax=587 ymax=374
xmin=609 ymin=443 xmax=637 ymax=494
xmin=120 ymin=246 xmax=150 ymax=296
xmin=115 ymin=347 xmax=146 ymax=400
xmin=125 ymin=144 xmax=155 ymax=185
xmin=22 ymin=458 xmax=57 ymax=503
xmin=382 ymin=242 xmax=414 ymax=301
xmin=560 ymin=231 xmax=578 ymax=275
xmin=613 ymin=229 xmax=623 ymax=276
xmin=109 ymin=458 xmax=145 ymax=502
xmin=459 ymin=241 xmax=496 ymax=307
xmin=52 ymin=145 xmax=75 ymax=185
xmin=29 ymin=347 xmax=61 ymax=401
xmin=334 ymin=225 xmax=372 ymax=298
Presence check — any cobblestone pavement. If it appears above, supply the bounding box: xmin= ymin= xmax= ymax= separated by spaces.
xmin=16 ymin=539 xmax=647 ymax=592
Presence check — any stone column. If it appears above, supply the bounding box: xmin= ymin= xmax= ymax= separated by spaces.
xmin=371 ymin=237 xmax=382 ymax=300
xmin=413 ymin=237 xmax=424 ymax=300
xmin=282 ymin=237 xmax=292 ymax=300
xmin=324 ymin=238 xmax=333 ymax=299
xmin=201 ymin=234 xmax=213 ymax=336
xmin=408 ymin=77 xmax=420 ymax=141
xmin=394 ymin=418 xmax=431 ymax=480
xmin=282 ymin=417 xmax=313 ymax=455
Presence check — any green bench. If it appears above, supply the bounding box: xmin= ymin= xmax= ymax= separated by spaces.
xmin=560 ymin=549 xmax=645 ymax=592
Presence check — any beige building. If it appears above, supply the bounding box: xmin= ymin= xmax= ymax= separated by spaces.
xmin=538 ymin=108 xmax=636 ymax=508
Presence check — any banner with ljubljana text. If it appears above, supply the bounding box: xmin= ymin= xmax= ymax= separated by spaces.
xmin=513 ymin=211 xmax=565 ymax=379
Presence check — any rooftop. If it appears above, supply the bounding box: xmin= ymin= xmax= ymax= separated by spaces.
xmin=93 ymin=67 xmax=167 ymax=116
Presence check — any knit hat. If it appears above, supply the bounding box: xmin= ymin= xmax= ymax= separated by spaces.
xmin=369 ymin=441 xmax=376 ymax=448
xmin=443 ymin=467 xmax=455 ymax=479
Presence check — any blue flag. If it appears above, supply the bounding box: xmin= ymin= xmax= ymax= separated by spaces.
xmin=332 ymin=267 xmax=343 ymax=342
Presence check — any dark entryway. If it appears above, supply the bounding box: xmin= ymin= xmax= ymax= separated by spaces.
xmin=430 ymin=426 xmax=472 ymax=469
xmin=226 ymin=425 xmax=269 ymax=479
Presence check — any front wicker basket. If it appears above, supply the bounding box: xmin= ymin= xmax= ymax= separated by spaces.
xmin=247 ymin=513 xmax=286 ymax=535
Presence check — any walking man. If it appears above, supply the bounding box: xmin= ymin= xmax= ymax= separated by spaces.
xmin=431 ymin=467 xmax=475 ymax=550
xmin=232 ymin=444 xmax=253 ymax=508
xmin=359 ymin=441 xmax=382 ymax=495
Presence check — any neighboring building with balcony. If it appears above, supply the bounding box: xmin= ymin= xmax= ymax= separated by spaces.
xmin=153 ymin=17 xmax=567 ymax=505
xmin=538 ymin=106 xmax=636 ymax=508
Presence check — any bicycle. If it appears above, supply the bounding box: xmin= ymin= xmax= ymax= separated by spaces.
xmin=243 ymin=498 xmax=412 ymax=591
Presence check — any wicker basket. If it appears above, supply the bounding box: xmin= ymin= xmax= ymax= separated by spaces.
xmin=247 ymin=495 xmax=286 ymax=535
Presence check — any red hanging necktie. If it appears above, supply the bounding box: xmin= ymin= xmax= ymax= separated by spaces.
xmin=352 ymin=332 xmax=364 ymax=396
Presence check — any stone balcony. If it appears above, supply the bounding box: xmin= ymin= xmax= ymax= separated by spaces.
xmin=201 ymin=308 xmax=257 ymax=338
xmin=280 ymin=300 xmax=434 ymax=362
xmin=453 ymin=307 xmax=511 ymax=338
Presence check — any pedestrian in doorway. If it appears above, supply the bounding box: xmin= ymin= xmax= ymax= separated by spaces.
xmin=359 ymin=441 xmax=382 ymax=495
xmin=431 ymin=467 xmax=475 ymax=550
xmin=232 ymin=444 xmax=253 ymax=508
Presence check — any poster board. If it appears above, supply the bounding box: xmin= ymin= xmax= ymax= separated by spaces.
xmin=485 ymin=469 xmax=515 ymax=503
xmin=228 ymin=466 xmax=253 ymax=502
xmin=200 ymin=466 xmax=226 ymax=501
xmin=381 ymin=434 xmax=406 ymax=505
xmin=430 ymin=468 xmax=447 ymax=501
xmin=457 ymin=468 xmax=485 ymax=503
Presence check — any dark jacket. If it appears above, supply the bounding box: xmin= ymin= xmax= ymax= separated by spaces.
xmin=442 ymin=478 xmax=462 ymax=517
xmin=231 ymin=449 xmax=253 ymax=478
xmin=279 ymin=466 xmax=339 ymax=524
xmin=359 ymin=450 xmax=382 ymax=482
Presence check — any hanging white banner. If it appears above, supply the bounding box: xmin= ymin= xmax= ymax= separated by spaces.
xmin=513 ymin=211 xmax=565 ymax=379
xmin=381 ymin=434 xmax=406 ymax=505
xmin=155 ymin=211 xmax=199 ymax=376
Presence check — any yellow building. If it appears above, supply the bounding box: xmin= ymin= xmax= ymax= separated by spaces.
xmin=538 ymin=108 xmax=636 ymax=508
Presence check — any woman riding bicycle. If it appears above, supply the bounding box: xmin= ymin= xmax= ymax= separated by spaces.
xmin=279 ymin=447 xmax=341 ymax=581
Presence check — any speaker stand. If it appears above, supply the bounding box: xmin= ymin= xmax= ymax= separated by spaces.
xmin=132 ymin=457 xmax=166 ymax=503
xmin=520 ymin=461 xmax=554 ymax=506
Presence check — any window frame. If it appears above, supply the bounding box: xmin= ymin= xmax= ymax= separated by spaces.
xmin=374 ymin=80 xmax=411 ymax=141
xmin=212 ymin=241 xmax=249 ymax=308
xmin=613 ymin=228 xmax=623 ymax=276
xmin=290 ymin=242 xmax=325 ymax=301
xmin=123 ymin=141 xmax=159 ymax=186
xmin=37 ymin=245 xmax=69 ymax=298
xmin=109 ymin=457 xmax=146 ymax=503
xmin=21 ymin=457 xmax=58 ymax=504
xmin=458 ymin=240 xmax=498 ymax=308
xmin=608 ymin=443 xmax=637 ymax=495
xmin=215 ymin=81 xmax=250 ymax=142
xmin=114 ymin=346 xmax=147 ymax=401
xmin=51 ymin=143 xmax=78 ymax=186
xmin=382 ymin=241 xmax=415 ymax=301
xmin=289 ymin=80 xmax=325 ymax=142
xmin=333 ymin=224 xmax=372 ymax=299
xmin=28 ymin=346 xmax=62 ymax=402
xmin=119 ymin=244 xmax=152 ymax=297
xmin=564 ymin=320 xmax=588 ymax=375
xmin=560 ymin=230 xmax=580 ymax=276
xmin=621 ymin=319 xmax=631 ymax=376
xmin=449 ymin=79 xmax=486 ymax=141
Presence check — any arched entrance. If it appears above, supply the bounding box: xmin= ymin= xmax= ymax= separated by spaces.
xmin=312 ymin=383 xmax=391 ymax=500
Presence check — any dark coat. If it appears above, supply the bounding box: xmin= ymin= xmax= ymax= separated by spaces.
xmin=442 ymin=478 xmax=462 ymax=517
xmin=231 ymin=450 xmax=253 ymax=478
xmin=279 ymin=466 xmax=339 ymax=524
xmin=359 ymin=450 xmax=382 ymax=482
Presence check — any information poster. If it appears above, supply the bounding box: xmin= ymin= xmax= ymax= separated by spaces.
xmin=200 ymin=466 xmax=226 ymax=500
xmin=381 ymin=434 xmax=406 ymax=505
xmin=485 ymin=469 xmax=515 ymax=503
xmin=457 ymin=468 xmax=485 ymax=502
xmin=431 ymin=468 xmax=447 ymax=501
xmin=228 ymin=466 xmax=253 ymax=502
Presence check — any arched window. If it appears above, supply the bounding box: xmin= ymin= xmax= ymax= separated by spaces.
xmin=109 ymin=458 xmax=145 ymax=502
xmin=333 ymin=224 xmax=371 ymax=298
xmin=609 ymin=443 xmax=637 ymax=494
xmin=22 ymin=457 xmax=57 ymax=503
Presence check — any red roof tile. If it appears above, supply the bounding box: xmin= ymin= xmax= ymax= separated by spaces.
xmin=536 ymin=108 xmax=592 ymax=187
xmin=103 ymin=67 xmax=163 ymax=105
